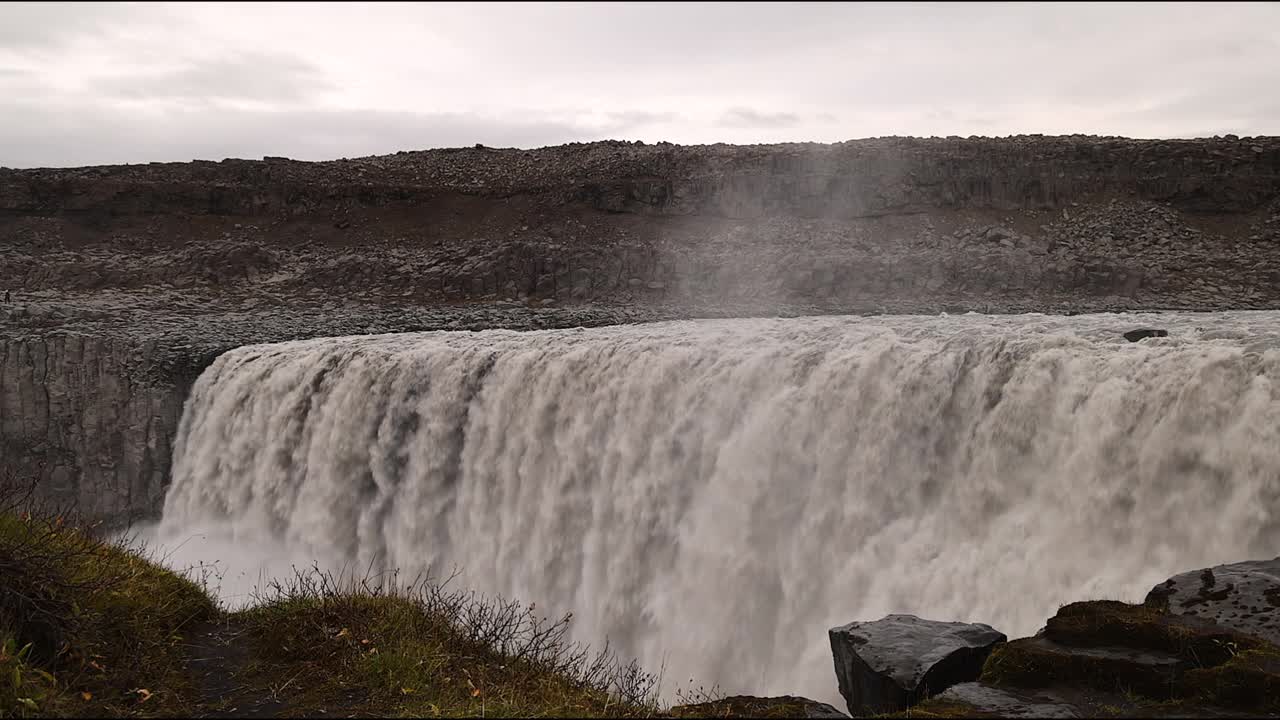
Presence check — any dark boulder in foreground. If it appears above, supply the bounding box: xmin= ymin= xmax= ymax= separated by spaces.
xmin=919 ymin=596 xmax=1280 ymax=717
xmin=1145 ymin=556 xmax=1280 ymax=646
xmin=1123 ymin=328 xmax=1169 ymax=342
xmin=898 ymin=561 xmax=1280 ymax=718
xmin=667 ymin=695 xmax=849 ymax=718
xmin=828 ymin=614 xmax=1006 ymax=715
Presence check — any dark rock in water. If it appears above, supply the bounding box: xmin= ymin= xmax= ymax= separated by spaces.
xmin=667 ymin=695 xmax=848 ymax=718
xmin=1145 ymin=556 xmax=1280 ymax=646
xmin=828 ymin=614 xmax=1006 ymax=715
xmin=925 ymin=679 xmax=1257 ymax=718
xmin=1123 ymin=328 xmax=1169 ymax=342
xmin=930 ymin=682 xmax=1082 ymax=718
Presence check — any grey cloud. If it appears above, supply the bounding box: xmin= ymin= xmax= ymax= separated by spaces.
xmin=421 ymin=2 xmax=867 ymax=70
xmin=605 ymin=110 xmax=681 ymax=128
xmin=2 ymin=1 xmax=1279 ymax=167
xmin=719 ymin=107 xmax=802 ymax=129
xmin=0 ymin=2 xmax=157 ymax=51
xmin=0 ymin=67 xmax=43 ymax=96
xmin=1094 ymin=82 xmax=1280 ymax=139
xmin=95 ymin=52 xmax=335 ymax=104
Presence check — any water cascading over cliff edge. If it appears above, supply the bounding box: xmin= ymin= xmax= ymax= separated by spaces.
xmin=152 ymin=313 xmax=1280 ymax=704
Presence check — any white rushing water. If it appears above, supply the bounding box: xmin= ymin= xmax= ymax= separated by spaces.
xmin=151 ymin=312 xmax=1280 ymax=705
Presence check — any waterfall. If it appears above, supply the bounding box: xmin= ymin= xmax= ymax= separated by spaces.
xmin=153 ymin=312 xmax=1280 ymax=705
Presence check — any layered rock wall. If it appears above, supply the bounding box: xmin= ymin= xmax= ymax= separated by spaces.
xmin=0 ymin=334 xmax=188 ymax=520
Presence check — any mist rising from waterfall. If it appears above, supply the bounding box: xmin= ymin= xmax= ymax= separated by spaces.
xmin=150 ymin=312 xmax=1280 ymax=705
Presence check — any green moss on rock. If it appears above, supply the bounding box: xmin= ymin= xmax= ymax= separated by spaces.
xmin=1182 ymin=648 xmax=1280 ymax=713
xmin=1047 ymin=600 xmax=1266 ymax=665
xmin=977 ymin=598 xmax=1280 ymax=716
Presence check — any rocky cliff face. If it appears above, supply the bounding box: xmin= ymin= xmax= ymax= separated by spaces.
xmin=2 ymin=135 xmax=1279 ymax=520
xmin=0 ymin=333 xmax=188 ymax=521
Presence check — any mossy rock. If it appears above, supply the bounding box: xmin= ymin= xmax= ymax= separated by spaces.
xmin=979 ymin=599 xmax=1280 ymax=715
xmin=1047 ymin=600 xmax=1266 ymax=666
xmin=981 ymin=636 xmax=1188 ymax=698
xmin=1182 ymin=649 xmax=1280 ymax=713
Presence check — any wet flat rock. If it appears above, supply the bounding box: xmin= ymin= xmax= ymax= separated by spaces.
xmin=926 ymin=681 xmax=1266 ymax=719
xmin=667 ymin=695 xmax=848 ymax=718
xmin=930 ymin=682 xmax=1082 ymax=718
xmin=1146 ymin=557 xmax=1280 ymax=646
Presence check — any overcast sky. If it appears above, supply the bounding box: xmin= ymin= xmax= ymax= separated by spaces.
xmin=2 ymin=1 xmax=1278 ymax=167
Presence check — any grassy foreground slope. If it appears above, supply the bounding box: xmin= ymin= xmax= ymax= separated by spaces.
xmin=0 ymin=507 xmax=217 ymax=717
xmin=0 ymin=488 xmax=663 ymax=718
xmin=15 ymin=478 xmax=1276 ymax=720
